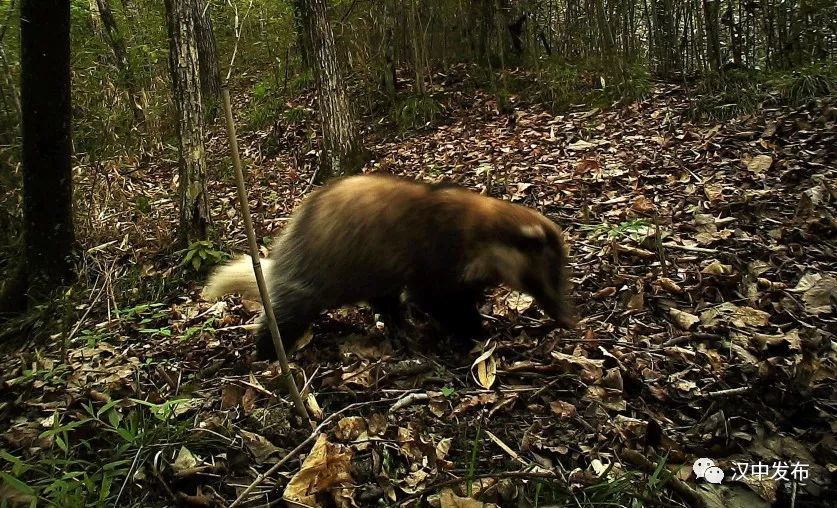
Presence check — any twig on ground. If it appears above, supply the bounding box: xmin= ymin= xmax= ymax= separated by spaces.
xmin=390 ymin=391 xmax=430 ymax=412
xmin=229 ymin=398 xmax=397 ymax=507
xmin=702 ymin=386 xmax=751 ymax=398
xmin=662 ymin=242 xmax=718 ymax=254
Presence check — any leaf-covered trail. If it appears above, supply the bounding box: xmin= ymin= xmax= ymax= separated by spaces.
xmin=1 ymin=85 xmax=835 ymax=506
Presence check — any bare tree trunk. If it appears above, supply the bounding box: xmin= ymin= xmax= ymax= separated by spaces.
xmin=19 ymin=0 xmax=75 ymax=292
xmin=301 ymin=0 xmax=366 ymax=180
xmin=410 ymin=0 xmax=427 ymax=95
xmin=383 ymin=23 xmax=397 ymax=101
xmin=652 ymin=0 xmax=679 ymax=76
xmin=292 ymin=0 xmax=313 ymax=70
xmin=723 ymin=4 xmax=742 ymax=66
xmin=193 ymin=0 xmax=220 ymax=109
xmin=88 ymin=0 xmax=103 ymax=35
xmin=95 ymin=0 xmax=146 ymax=129
xmin=702 ymin=0 xmax=722 ymax=72
xmin=165 ymin=0 xmax=210 ymax=244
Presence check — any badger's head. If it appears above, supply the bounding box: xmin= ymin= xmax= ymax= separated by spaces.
xmin=466 ymin=214 xmax=577 ymax=329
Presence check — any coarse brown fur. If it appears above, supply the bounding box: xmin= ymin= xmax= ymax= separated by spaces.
xmin=203 ymin=174 xmax=576 ymax=359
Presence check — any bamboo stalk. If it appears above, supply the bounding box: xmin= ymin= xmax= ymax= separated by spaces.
xmin=220 ymin=84 xmax=312 ymax=428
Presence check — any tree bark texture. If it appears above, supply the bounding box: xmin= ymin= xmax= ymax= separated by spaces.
xmin=20 ymin=0 xmax=75 ymax=289
xmin=702 ymin=0 xmax=722 ymax=72
xmin=193 ymin=0 xmax=220 ymax=108
xmin=87 ymin=0 xmax=103 ymax=35
xmin=301 ymin=0 xmax=365 ymax=180
xmin=165 ymin=0 xmax=210 ymax=244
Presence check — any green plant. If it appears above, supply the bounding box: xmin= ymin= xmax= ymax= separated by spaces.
xmin=690 ymin=68 xmax=769 ymax=120
xmin=524 ymin=456 xmax=672 ymax=506
xmin=179 ymin=240 xmax=225 ymax=273
xmin=0 ymin=395 xmax=200 ymax=507
xmin=465 ymin=424 xmax=482 ymax=497
xmin=580 ymin=219 xmax=656 ymax=244
xmin=392 ymin=94 xmax=443 ymax=130
xmin=771 ymin=63 xmax=836 ymax=103
xmin=245 ymin=78 xmax=283 ymax=129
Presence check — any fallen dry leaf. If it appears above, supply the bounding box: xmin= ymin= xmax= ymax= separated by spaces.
xmin=283 ymin=434 xmax=354 ymax=507
xmin=747 ymin=154 xmax=774 ymax=173
xmin=240 ymin=430 xmax=281 ymax=464
xmin=335 ymin=416 xmax=367 ymax=441
xmin=669 ymin=308 xmax=700 ymax=330
xmin=440 ymin=489 xmax=498 ymax=508
xmin=549 ymin=400 xmax=577 ymax=420
xmin=471 ymin=344 xmax=498 ymax=389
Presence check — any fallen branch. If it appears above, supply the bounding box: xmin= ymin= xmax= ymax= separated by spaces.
xmin=702 ymin=386 xmax=751 ymax=398
xmin=390 ymin=391 xmax=429 ymax=412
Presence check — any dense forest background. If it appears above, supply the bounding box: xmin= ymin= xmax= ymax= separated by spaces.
xmin=0 ymin=0 xmax=835 ymax=251
xmin=0 ymin=0 xmax=835 ymax=507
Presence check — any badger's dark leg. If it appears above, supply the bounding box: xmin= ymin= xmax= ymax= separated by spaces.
xmin=411 ymin=288 xmax=485 ymax=349
xmin=369 ymin=293 xmax=406 ymax=330
xmin=255 ymin=288 xmax=321 ymax=360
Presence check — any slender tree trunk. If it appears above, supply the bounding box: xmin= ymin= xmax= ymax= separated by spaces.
xmin=702 ymin=0 xmax=722 ymax=72
xmin=292 ymin=0 xmax=312 ymax=70
xmin=165 ymin=0 xmax=210 ymax=244
xmin=19 ymin=0 xmax=75 ymax=291
xmin=88 ymin=0 xmax=103 ymax=35
xmin=723 ymin=4 xmax=742 ymax=65
xmin=95 ymin=0 xmax=146 ymax=129
xmin=383 ymin=24 xmax=397 ymax=101
xmin=193 ymin=0 xmax=220 ymax=109
xmin=410 ymin=0 xmax=426 ymax=95
xmin=652 ymin=0 xmax=678 ymax=76
xmin=301 ymin=0 xmax=366 ymax=180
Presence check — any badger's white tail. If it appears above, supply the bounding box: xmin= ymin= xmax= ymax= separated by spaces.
xmin=201 ymin=254 xmax=274 ymax=302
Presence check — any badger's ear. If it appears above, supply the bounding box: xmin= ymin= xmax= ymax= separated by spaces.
xmin=504 ymin=223 xmax=548 ymax=250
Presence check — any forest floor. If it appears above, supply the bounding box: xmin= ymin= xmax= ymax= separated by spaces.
xmin=1 ymin=80 xmax=836 ymax=507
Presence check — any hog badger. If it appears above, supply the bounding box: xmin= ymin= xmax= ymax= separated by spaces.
xmin=203 ymin=174 xmax=576 ymax=359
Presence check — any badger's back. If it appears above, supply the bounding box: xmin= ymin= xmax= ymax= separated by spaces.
xmin=269 ymin=175 xmax=444 ymax=305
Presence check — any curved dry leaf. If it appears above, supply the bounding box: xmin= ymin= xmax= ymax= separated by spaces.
xmin=471 ymin=344 xmax=497 ymax=389
xmin=669 ymin=308 xmax=700 ymax=330
xmin=702 ymin=260 xmax=734 ymax=275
